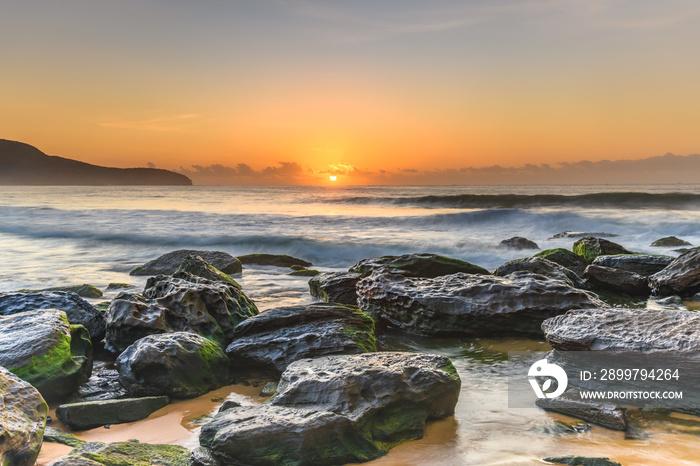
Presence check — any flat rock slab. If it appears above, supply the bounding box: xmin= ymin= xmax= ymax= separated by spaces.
xmin=130 ymin=249 xmax=242 ymax=276
xmin=536 ymin=395 xmax=627 ymax=431
xmin=117 ymin=332 xmax=232 ymax=399
xmin=308 ymin=272 xmax=362 ymax=305
xmin=51 ymin=441 xmax=191 ymax=466
xmin=226 ymin=303 xmax=376 ymax=375
xmin=542 ymin=308 xmax=700 ymax=351
xmin=350 ymin=253 xmax=490 ymax=278
xmin=592 ymin=254 xmax=674 ymax=276
xmin=56 ymin=396 xmax=170 ymax=430
xmin=543 ymin=456 xmax=623 ymax=466
xmin=105 ymin=272 xmax=258 ymax=354
xmin=649 ymin=250 xmax=700 ymax=296
xmin=0 ymin=366 xmax=48 ymax=466
xmin=0 ymin=309 xmax=92 ymax=401
xmin=43 ymin=427 xmax=86 ymax=447
xmin=0 ymin=291 xmax=105 ymax=340
xmin=236 ymin=254 xmax=311 ymax=267
xmin=357 ymin=271 xmax=604 ymax=337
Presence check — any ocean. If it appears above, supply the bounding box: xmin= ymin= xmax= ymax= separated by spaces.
xmin=4 ymin=184 xmax=700 ymax=465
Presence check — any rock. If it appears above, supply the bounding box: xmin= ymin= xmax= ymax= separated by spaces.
xmin=72 ymin=365 xmax=129 ymax=402
xmin=260 ymin=381 xmax=277 ymax=397
xmin=592 ymin=254 xmax=674 ymax=276
xmin=49 ymin=457 xmax=103 ymax=466
xmin=51 ymin=441 xmax=191 ymax=466
xmin=55 ymin=396 xmax=170 ymax=430
xmin=357 ymin=271 xmax=604 ymax=337
xmin=651 ymin=236 xmax=692 ymax=247
xmin=216 ymin=400 xmax=241 ymax=413
xmin=500 ymin=236 xmax=540 ymax=250
xmin=572 ymin=237 xmax=634 ymax=263
xmin=175 ymin=255 xmax=240 ymax=286
xmin=649 ymin=250 xmax=700 ymax=296
xmin=0 ymin=366 xmax=48 ymax=466
xmin=105 ymin=273 xmax=257 ymax=354
xmin=654 ymin=295 xmax=683 ymax=306
xmin=130 ymin=249 xmax=242 ymax=276
xmin=196 ymin=406 xmax=381 ymax=466
xmin=533 ymin=249 xmax=589 ymax=276
xmin=197 ymin=352 xmax=460 ymax=466
xmin=308 ymin=272 xmax=362 ymax=305
xmin=0 ymin=291 xmax=106 ymax=341
xmin=116 ymin=332 xmax=232 ymax=399
xmin=236 ymin=254 xmax=312 ymax=268
xmin=549 ymin=231 xmax=619 ymax=239
xmin=43 ymin=427 xmax=86 ymax=447
xmin=0 ymin=310 xmax=92 ymax=401
xmin=543 ymin=456 xmax=622 ymax=466
xmin=106 ymin=283 xmax=134 ymax=290
xmin=542 ymin=308 xmax=700 ymax=351
xmin=540 ymin=419 xmax=591 ymax=435
xmin=350 ymin=253 xmax=490 ymax=278
xmin=536 ymin=395 xmax=627 ymax=431
xmin=226 ymin=303 xmax=376 ymax=375
xmin=583 ymin=265 xmax=649 ymax=297
xmin=287 ymin=268 xmax=320 ymax=277
xmin=19 ymin=285 xmax=103 ymax=299
xmin=493 ymin=257 xmax=584 ymax=288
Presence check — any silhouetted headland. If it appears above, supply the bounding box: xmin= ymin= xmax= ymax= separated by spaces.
xmin=0 ymin=139 xmax=192 ymax=185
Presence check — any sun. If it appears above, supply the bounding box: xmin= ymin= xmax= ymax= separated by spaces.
xmin=329 ymin=175 xmax=337 ymax=181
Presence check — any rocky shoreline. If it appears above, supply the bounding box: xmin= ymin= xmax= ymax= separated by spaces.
xmin=1 ymin=236 xmax=699 ymax=466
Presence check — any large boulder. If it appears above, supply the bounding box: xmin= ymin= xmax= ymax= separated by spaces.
xmin=175 ymin=255 xmax=240 ymax=286
xmin=0 ymin=310 xmax=92 ymax=401
xmin=105 ymin=272 xmax=257 ymax=354
xmin=196 ymin=352 xmax=460 ymax=466
xmin=533 ymin=248 xmax=589 ymax=276
xmin=500 ymin=236 xmax=539 ymax=250
xmin=649 ymin=250 xmax=700 ymax=296
xmin=56 ymin=396 xmax=170 ymax=430
xmin=50 ymin=442 xmax=191 ymax=466
xmin=572 ymin=237 xmax=634 ymax=263
xmin=542 ymin=308 xmax=700 ymax=351
xmin=0 ymin=366 xmax=48 ymax=466
xmin=130 ymin=249 xmax=242 ymax=276
xmin=0 ymin=291 xmax=105 ymax=340
xmin=116 ymin=332 xmax=232 ymax=399
xmin=592 ymin=254 xmax=674 ymax=276
xmin=583 ymin=264 xmax=649 ymax=297
xmin=350 ymin=253 xmax=489 ymax=278
xmin=236 ymin=254 xmax=311 ymax=268
xmin=195 ymin=406 xmax=380 ymax=466
xmin=493 ymin=257 xmax=584 ymax=288
xmin=357 ymin=271 xmax=604 ymax=337
xmin=308 ymin=272 xmax=362 ymax=305
xmin=226 ymin=303 xmax=376 ymax=375
xmin=536 ymin=394 xmax=627 ymax=431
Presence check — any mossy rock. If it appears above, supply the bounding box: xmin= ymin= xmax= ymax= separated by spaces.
xmin=572 ymin=237 xmax=634 ymax=263
xmin=61 ymin=441 xmax=191 ymax=466
xmin=56 ymin=396 xmax=170 ymax=430
xmin=0 ymin=310 xmax=93 ymax=401
xmin=175 ymin=255 xmax=240 ymax=287
xmin=43 ymin=426 xmax=86 ymax=447
xmin=350 ymin=253 xmax=490 ymax=278
xmin=651 ymin=236 xmax=692 ymax=247
xmin=106 ymin=283 xmax=134 ymax=290
xmin=288 ymin=268 xmax=321 ymax=277
xmin=18 ymin=284 xmax=104 ymax=299
xmin=534 ymin=248 xmax=589 ymax=274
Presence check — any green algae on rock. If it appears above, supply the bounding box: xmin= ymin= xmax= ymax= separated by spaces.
xmin=130 ymin=249 xmax=242 ymax=276
xmin=533 ymin=248 xmax=589 ymax=275
xmin=43 ymin=427 xmax=86 ymax=447
xmin=572 ymin=237 xmax=634 ymax=263
xmin=288 ymin=268 xmax=320 ymax=277
xmin=53 ymin=441 xmax=191 ymax=466
xmin=117 ymin=332 xmax=232 ymax=399
xmin=0 ymin=366 xmax=48 ymax=466
xmin=175 ymin=255 xmax=240 ymax=287
xmin=0 ymin=310 xmax=92 ymax=401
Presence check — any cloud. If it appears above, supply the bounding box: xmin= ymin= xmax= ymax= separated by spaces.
xmin=179 ymin=161 xmax=305 ymax=185
xmin=100 ymin=114 xmax=204 ymax=132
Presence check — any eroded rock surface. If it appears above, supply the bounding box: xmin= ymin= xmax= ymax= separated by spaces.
xmin=592 ymin=254 xmax=673 ymax=276
xmin=357 ymin=272 xmax=603 ymax=337
xmin=130 ymin=249 xmax=242 ymax=276
xmin=308 ymin=272 xmax=362 ymax=305
xmin=583 ymin=264 xmax=649 ymax=296
xmin=649 ymin=250 xmax=700 ymax=296
xmin=350 ymin=253 xmax=489 ymax=278
xmin=493 ymin=257 xmax=584 ymax=288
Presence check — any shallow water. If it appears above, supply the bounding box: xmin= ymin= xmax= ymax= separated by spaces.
xmin=5 ymin=185 xmax=699 ymax=465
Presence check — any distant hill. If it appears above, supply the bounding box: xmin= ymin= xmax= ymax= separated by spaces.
xmin=0 ymin=139 xmax=192 ymax=186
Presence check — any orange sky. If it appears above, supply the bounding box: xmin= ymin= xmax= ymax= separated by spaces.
xmin=1 ymin=1 xmax=699 ymax=185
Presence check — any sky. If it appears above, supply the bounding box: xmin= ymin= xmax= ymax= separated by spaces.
xmin=1 ymin=0 xmax=699 ymax=185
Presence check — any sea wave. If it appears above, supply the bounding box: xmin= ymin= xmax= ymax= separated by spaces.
xmin=322 ymin=192 xmax=700 ymax=209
